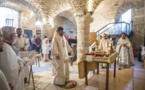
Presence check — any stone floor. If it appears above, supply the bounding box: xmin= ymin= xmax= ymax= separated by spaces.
xmin=25 ymin=59 xmax=145 ymax=90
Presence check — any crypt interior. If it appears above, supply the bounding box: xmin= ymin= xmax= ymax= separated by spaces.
xmin=0 ymin=0 xmax=145 ymax=90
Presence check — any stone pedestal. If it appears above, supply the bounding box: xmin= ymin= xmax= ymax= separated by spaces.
xmin=75 ymin=13 xmax=93 ymax=60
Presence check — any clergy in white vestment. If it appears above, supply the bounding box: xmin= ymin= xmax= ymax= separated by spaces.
xmin=42 ymin=38 xmax=49 ymax=61
xmin=0 ymin=70 xmax=10 ymax=90
xmin=116 ymin=33 xmax=135 ymax=69
xmin=13 ymin=28 xmax=27 ymax=54
xmin=12 ymin=28 xmax=29 ymax=84
xmin=0 ymin=29 xmax=10 ymax=90
xmin=98 ymin=34 xmax=111 ymax=68
xmin=0 ymin=26 xmax=18 ymax=90
xmin=52 ymin=27 xmax=73 ymax=85
xmin=98 ymin=34 xmax=110 ymax=52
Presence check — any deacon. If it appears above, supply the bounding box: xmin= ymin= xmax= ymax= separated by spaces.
xmin=116 ymin=33 xmax=135 ymax=69
xmin=52 ymin=27 xmax=73 ymax=85
xmin=12 ymin=28 xmax=29 ymax=83
xmin=0 ymin=26 xmax=18 ymax=90
xmin=13 ymin=28 xmax=27 ymax=54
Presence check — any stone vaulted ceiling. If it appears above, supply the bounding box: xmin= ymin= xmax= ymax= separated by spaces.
xmin=92 ymin=0 xmax=144 ymax=22
xmin=0 ymin=0 xmax=104 ymax=21
xmin=0 ymin=1 xmax=31 ymax=13
xmin=0 ymin=0 xmax=42 ymax=20
xmin=0 ymin=0 xmax=143 ymax=23
xmin=28 ymin=0 xmax=72 ymax=19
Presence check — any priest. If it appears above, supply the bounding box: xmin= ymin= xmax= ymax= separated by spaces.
xmin=0 ymin=70 xmax=10 ymax=90
xmin=99 ymin=34 xmax=110 ymax=52
xmin=116 ymin=32 xmax=135 ymax=69
xmin=0 ymin=26 xmax=18 ymax=90
xmin=0 ymin=29 xmax=11 ymax=90
xmin=98 ymin=34 xmax=111 ymax=68
xmin=51 ymin=27 xmax=73 ymax=85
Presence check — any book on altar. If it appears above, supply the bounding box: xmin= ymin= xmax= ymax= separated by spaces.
xmin=86 ymin=55 xmax=93 ymax=62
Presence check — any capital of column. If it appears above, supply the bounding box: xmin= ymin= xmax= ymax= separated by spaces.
xmin=75 ymin=12 xmax=93 ymax=24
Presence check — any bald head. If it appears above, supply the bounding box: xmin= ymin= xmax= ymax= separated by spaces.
xmin=1 ymin=26 xmax=15 ymax=39
xmin=103 ymin=34 xmax=108 ymax=39
xmin=1 ymin=26 xmax=16 ymax=44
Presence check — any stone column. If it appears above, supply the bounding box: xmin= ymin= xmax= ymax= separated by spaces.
xmin=144 ymin=1 xmax=145 ymax=46
xmin=41 ymin=23 xmax=52 ymax=39
xmin=75 ymin=13 xmax=93 ymax=60
xmin=18 ymin=11 xmax=22 ymax=27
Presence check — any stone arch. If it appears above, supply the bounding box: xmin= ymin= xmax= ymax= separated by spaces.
xmin=0 ymin=5 xmax=19 ymax=12
xmin=57 ymin=9 xmax=76 ymax=29
xmin=52 ymin=9 xmax=77 ymax=38
xmin=115 ymin=2 xmax=135 ymax=22
xmin=0 ymin=0 xmax=42 ymax=21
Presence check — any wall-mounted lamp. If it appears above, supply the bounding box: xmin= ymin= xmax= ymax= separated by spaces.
xmin=49 ymin=17 xmax=54 ymax=27
xmin=74 ymin=13 xmax=76 ymax=16
xmin=29 ymin=11 xmax=34 ymax=18
xmin=35 ymin=21 xmax=41 ymax=26
xmin=42 ymin=18 xmax=47 ymax=24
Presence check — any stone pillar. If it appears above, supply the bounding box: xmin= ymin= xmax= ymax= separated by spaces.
xmin=41 ymin=23 xmax=52 ymax=39
xmin=144 ymin=1 xmax=145 ymax=46
xmin=75 ymin=13 xmax=93 ymax=60
xmin=18 ymin=11 xmax=22 ymax=27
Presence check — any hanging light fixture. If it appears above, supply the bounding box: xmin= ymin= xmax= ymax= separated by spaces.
xmin=29 ymin=11 xmax=34 ymax=18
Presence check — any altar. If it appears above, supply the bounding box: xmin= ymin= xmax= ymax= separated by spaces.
xmin=78 ymin=52 xmax=119 ymax=90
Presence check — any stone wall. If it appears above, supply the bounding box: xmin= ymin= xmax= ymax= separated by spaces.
xmin=90 ymin=0 xmax=144 ymax=33
xmin=54 ymin=15 xmax=77 ymax=38
xmin=90 ymin=0 xmax=116 ymax=32
xmin=90 ymin=10 xmax=112 ymax=32
xmin=21 ymin=10 xmax=37 ymax=36
xmin=130 ymin=7 xmax=144 ymax=48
